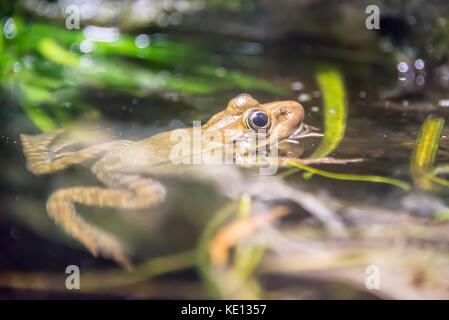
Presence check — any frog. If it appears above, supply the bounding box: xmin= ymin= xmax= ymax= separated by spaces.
xmin=20 ymin=93 xmax=354 ymax=269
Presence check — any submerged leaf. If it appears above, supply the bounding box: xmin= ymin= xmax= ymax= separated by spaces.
xmin=233 ymin=195 xmax=266 ymax=284
xmin=197 ymin=201 xmax=238 ymax=298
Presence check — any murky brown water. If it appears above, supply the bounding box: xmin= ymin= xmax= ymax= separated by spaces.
xmin=2 ymin=1 xmax=449 ymax=299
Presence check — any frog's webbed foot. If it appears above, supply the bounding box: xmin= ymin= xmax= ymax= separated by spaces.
xmin=21 ymin=129 xmax=66 ymax=168
xmin=21 ymin=130 xmax=133 ymax=175
xmin=46 ymin=175 xmax=166 ymax=269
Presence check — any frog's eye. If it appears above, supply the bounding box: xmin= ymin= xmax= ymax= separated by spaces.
xmin=245 ymin=109 xmax=271 ymax=131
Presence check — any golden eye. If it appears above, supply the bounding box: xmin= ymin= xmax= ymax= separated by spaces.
xmin=245 ymin=109 xmax=271 ymax=131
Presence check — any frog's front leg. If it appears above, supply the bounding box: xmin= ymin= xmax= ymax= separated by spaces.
xmin=21 ymin=132 xmax=133 ymax=174
xmin=46 ymin=173 xmax=166 ymax=269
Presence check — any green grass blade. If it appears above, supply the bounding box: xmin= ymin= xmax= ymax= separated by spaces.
xmin=288 ymin=161 xmax=410 ymax=190
xmin=410 ymin=116 xmax=445 ymax=191
xmin=308 ymin=64 xmax=348 ymax=159
xmin=37 ymin=38 xmax=80 ymax=67
xmin=411 ymin=116 xmax=444 ymax=170
xmin=288 ymin=64 xmax=348 ymax=179
xmin=18 ymin=84 xmax=57 ymax=132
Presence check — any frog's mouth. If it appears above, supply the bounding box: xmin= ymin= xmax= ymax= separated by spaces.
xmin=230 ymin=122 xmax=323 ymax=155
xmin=283 ymin=123 xmax=324 ymax=144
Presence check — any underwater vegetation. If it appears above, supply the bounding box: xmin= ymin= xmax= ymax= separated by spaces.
xmin=0 ymin=17 xmax=285 ymax=132
xmin=3 ymin=1 xmax=449 ymax=300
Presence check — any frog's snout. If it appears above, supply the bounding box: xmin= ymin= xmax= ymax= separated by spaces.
xmin=261 ymin=100 xmax=304 ymax=142
xmin=274 ymin=101 xmax=304 ymax=127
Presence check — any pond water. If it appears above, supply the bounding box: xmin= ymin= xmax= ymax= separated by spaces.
xmin=2 ymin=1 xmax=449 ymax=299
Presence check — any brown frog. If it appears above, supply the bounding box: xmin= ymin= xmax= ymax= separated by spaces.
xmin=21 ymin=94 xmax=348 ymax=269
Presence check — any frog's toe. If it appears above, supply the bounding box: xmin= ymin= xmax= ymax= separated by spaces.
xmin=94 ymin=233 xmax=133 ymax=271
xmin=21 ymin=129 xmax=65 ymax=152
xmin=21 ymin=130 xmax=70 ymax=173
xmin=21 ymin=134 xmax=53 ymax=174
xmin=113 ymin=251 xmax=133 ymax=271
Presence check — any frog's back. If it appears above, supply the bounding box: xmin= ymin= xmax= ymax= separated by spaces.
xmin=92 ymin=128 xmax=191 ymax=175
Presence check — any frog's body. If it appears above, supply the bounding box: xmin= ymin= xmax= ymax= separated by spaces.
xmin=21 ymin=94 xmax=344 ymax=268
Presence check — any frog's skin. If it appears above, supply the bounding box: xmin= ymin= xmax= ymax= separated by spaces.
xmin=20 ymin=94 xmax=352 ymax=268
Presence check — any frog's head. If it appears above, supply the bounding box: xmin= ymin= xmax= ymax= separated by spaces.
xmin=203 ymin=93 xmax=306 ymax=146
